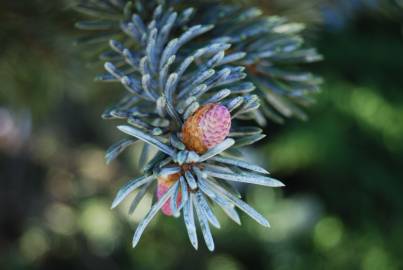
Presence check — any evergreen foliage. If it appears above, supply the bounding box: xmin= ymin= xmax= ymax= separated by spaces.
xmin=73 ymin=0 xmax=321 ymax=250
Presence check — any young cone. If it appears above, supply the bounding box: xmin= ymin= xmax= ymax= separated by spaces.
xmin=182 ymin=103 xmax=231 ymax=154
xmin=157 ymin=173 xmax=182 ymax=216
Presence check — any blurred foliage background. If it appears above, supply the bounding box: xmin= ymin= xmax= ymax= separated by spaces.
xmin=1 ymin=0 xmax=403 ymax=269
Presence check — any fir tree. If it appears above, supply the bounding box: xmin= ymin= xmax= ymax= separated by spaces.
xmin=73 ymin=0 xmax=321 ymax=250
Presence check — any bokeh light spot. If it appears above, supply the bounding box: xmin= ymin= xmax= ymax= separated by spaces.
xmin=78 ymin=199 xmax=121 ymax=256
xmin=207 ymin=255 xmax=242 ymax=270
xmin=361 ymin=246 xmax=397 ymax=270
xmin=45 ymin=203 xmax=77 ymax=236
xmin=19 ymin=227 xmax=50 ymax=262
xmin=313 ymin=216 xmax=343 ymax=250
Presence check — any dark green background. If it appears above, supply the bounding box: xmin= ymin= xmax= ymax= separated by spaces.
xmin=1 ymin=1 xmax=403 ymax=269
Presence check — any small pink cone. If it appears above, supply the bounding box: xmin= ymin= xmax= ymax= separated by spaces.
xmin=157 ymin=174 xmax=182 ymax=216
xmin=182 ymin=103 xmax=231 ymax=154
